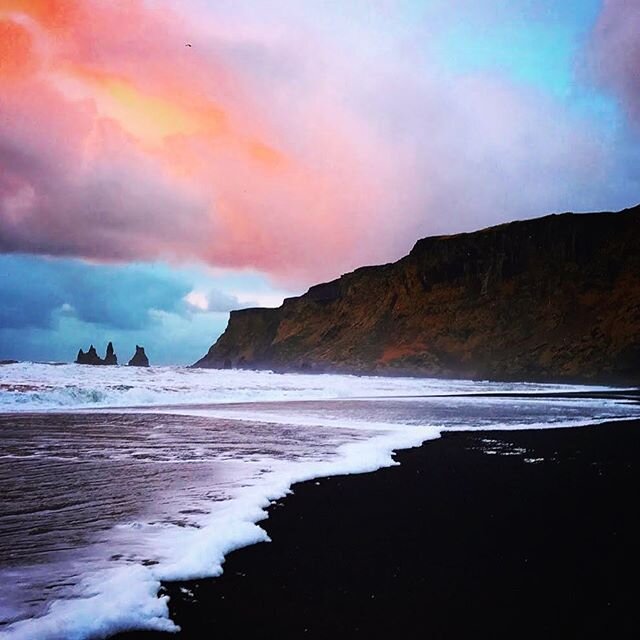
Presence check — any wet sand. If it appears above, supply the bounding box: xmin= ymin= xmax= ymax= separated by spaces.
xmin=116 ymin=419 xmax=640 ymax=639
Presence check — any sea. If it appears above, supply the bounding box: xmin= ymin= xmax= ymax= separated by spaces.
xmin=0 ymin=362 xmax=638 ymax=639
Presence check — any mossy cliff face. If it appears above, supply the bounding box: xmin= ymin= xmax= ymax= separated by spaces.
xmin=195 ymin=207 xmax=640 ymax=383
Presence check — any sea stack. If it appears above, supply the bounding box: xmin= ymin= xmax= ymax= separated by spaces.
xmin=75 ymin=343 xmax=118 ymax=365
xmin=76 ymin=345 xmax=104 ymax=365
xmin=103 ymin=342 xmax=118 ymax=365
xmin=128 ymin=346 xmax=150 ymax=367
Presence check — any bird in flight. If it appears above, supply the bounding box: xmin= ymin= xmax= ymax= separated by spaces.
xmin=185 ymin=43 xmax=192 ymax=47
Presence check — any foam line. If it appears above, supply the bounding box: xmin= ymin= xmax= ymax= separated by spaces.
xmin=2 ymin=426 xmax=440 ymax=639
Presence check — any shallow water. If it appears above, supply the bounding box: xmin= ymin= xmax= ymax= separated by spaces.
xmin=0 ymin=363 xmax=638 ymax=639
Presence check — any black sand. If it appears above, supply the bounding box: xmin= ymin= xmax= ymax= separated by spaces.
xmin=116 ymin=420 xmax=640 ymax=639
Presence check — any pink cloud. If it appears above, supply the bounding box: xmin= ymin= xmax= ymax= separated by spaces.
xmin=588 ymin=0 xmax=640 ymax=126
xmin=0 ymin=1 xmax=626 ymax=286
xmin=0 ymin=76 xmax=212 ymax=261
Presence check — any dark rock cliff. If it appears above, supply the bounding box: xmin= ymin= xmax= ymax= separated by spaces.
xmin=194 ymin=206 xmax=640 ymax=383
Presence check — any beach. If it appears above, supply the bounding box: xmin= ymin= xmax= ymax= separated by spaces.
xmin=116 ymin=418 xmax=639 ymax=639
xmin=2 ymin=365 xmax=638 ymax=638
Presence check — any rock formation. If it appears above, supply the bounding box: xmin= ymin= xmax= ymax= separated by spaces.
xmin=76 ymin=345 xmax=103 ymax=365
xmin=103 ymin=342 xmax=118 ymax=365
xmin=75 ymin=343 xmax=118 ymax=365
xmin=128 ymin=346 xmax=150 ymax=367
xmin=194 ymin=206 xmax=640 ymax=384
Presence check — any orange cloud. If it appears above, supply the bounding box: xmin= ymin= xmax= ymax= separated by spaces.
xmin=0 ymin=18 xmax=36 ymax=79
xmin=62 ymin=68 xmax=227 ymax=145
xmin=0 ymin=0 xmax=79 ymax=29
xmin=0 ymin=0 xmax=400 ymax=284
xmin=0 ymin=0 xmax=303 ymax=270
xmin=0 ymin=0 xmax=620 ymax=286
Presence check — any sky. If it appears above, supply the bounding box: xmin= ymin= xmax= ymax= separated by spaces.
xmin=0 ymin=0 xmax=639 ymax=364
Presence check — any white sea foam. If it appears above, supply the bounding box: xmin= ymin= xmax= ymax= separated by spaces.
xmin=1 ymin=422 xmax=438 ymax=640
xmin=0 ymin=361 xmax=625 ymax=413
xmin=3 ymin=565 xmax=177 ymax=640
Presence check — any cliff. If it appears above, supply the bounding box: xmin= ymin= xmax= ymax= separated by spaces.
xmin=194 ymin=206 xmax=640 ymax=383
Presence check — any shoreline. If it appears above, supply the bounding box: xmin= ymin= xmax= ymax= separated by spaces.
xmin=115 ymin=418 xmax=640 ymax=639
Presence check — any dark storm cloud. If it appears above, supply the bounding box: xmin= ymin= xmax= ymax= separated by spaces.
xmin=0 ymin=255 xmax=211 ymax=331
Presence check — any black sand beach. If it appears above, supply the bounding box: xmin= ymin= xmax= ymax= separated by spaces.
xmin=117 ymin=419 xmax=640 ymax=639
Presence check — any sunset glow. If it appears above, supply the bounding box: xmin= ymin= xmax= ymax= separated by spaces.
xmin=1 ymin=0 xmax=639 ymax=362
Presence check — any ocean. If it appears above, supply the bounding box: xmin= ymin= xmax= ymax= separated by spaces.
xmin=0 ymin=363 xmax=638 ymax=639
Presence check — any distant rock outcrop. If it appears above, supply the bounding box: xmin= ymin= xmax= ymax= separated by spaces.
xmin=75 ymin=343 xmax=118 ymax=366
xmin=194 ymin=206 xmax=640 ymax=384
xmin=103 ymin=342 xmax=118 ymax=365
xmin=128 ymin=346 xmax=150 ymax=367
